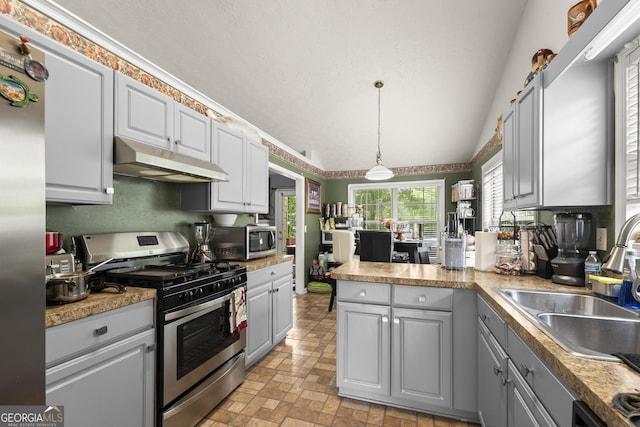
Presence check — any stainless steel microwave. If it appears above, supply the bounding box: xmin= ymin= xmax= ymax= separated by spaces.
xmin=210 ymin=225 xmax=277 ymax=260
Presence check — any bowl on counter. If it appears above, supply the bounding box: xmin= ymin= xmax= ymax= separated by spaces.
xmin=212 ymin=214 xmax=237 ymax=227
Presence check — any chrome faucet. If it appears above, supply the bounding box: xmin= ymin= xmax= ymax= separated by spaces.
xmin=602 ymin=213 xmax=640 ymax=275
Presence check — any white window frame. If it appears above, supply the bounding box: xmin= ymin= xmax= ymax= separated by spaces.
xmin=347 ymin=179 xmax=445 ymax=234
xmin=482 ymin=152 xmax=503 ymax=232
xmin=614 ymin=38 xmax=640 ymax=233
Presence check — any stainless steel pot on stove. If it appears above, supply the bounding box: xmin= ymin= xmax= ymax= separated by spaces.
xmin=46 ymin=257 xmax=113 ymax=304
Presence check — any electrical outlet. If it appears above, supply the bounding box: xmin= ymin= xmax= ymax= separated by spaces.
xmin=596 ymin=227 xmax=607 ymax=251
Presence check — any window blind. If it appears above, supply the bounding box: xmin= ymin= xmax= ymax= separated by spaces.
xmin=626 ymin=48 xmax=640 ymax=207
xmin=482 ymin=154 xmax=503 ymax=231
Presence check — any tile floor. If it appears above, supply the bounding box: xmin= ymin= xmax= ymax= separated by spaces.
xmin=198 ymin=292 xmax=479 ymax=427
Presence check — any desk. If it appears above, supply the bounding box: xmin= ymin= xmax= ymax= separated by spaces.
xmin=393 ymin=239 xmax=432 ymax=264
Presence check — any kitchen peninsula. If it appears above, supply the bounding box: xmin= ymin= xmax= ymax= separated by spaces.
xmin=330 ymin=261 xmax=640 ymax=427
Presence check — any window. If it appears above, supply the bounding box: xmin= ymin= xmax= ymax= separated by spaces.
xmin=482 ymin=153 xmax=503 ymax=231
xmin=481 ymin=152 xmax=535 ymax=231
xmin=347 ymin=180 xmax=444 ymax=239
xmin=615 ymin=40 xmax=640 ymax=231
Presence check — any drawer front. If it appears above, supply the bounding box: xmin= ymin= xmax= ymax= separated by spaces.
xmin=392 ymin=285 xmax=452 ymax=310
xmin=337 ymin=280 xmax=390 ymax=305
xmin=46 ymin=299 xmax=154 ymax=366
xmin=507 ymin=327 xmax=576 ymax=427
xmin=247 ymin=261 xmax=292 ymax=289
xmin=477 ymin=295 xmax=507 ymax=349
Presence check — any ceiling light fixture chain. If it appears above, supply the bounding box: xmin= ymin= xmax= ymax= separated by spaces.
xmin=365 ymin=79 xmax=394 ymax=180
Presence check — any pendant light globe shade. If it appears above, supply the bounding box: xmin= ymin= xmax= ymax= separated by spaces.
xmin=365 ymin=163 xmax=394 ymax=180
xmin=366 ymin=80 xmax=394 ymax=181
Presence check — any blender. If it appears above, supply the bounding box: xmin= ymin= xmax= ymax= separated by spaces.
xmin=550 ymin=213 xmax=591 ymax=286
xmin=192 ymin=222 xmax=215 ymax=263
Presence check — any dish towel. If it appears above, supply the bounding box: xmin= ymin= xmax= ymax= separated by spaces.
xmin=613 ymin=393 xmax=640 ymax=426
xmin=232 ymin=287 xmax=247 ymax=336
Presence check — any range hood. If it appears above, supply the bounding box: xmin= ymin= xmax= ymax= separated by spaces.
xmin=113 ymin=137 xmax=229 ymax=183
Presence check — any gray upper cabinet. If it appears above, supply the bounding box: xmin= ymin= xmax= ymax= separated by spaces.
xmin=0 ymin=17 xmax=115 ymax=205
xmin=115 ymin=72 xmax=173 ymax=150
xmin=181 ymin=122 xmax=269 ymax=213
xmin=44 ymin=47 xmax=114 ymax=205
xmin=502 ymin=77 xmax=541 ymax=210
xmin=115 ymin=73 xmax=211 ymax=161
xmin=174 ymin=102 xmax=211 ymax=160
xmin=501 ymin=0 xmax=627 ymax=209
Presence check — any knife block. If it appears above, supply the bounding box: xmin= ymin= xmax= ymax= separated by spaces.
xmin=536 ymin=259 xmax=554 ymax=279
xmin=536 ymin=246 xmax=557 ymax=279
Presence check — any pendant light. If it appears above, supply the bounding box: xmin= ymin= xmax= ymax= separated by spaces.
xmin=365 ymin=80 xmax=394 ymax=181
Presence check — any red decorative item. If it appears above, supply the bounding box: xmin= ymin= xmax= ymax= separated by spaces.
xmin=45 ymin=232 xmax=62 ymax=254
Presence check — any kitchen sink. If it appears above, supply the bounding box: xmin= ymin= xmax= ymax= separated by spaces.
xmin=537 ymin=313 xmax=640 ymax=361
xmin=497 ymin=288 xmax=639 ymax=318
xmin=496 ymin=288 xmax=640 ymax=361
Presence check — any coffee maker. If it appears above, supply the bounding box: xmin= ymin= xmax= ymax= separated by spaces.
xmin=442 ymin=212 xmax=465 ymax=270
xmin=550 ymin=213 xmax=592 ymax=286
xmin=192 ymin=222 xmax=215 ymax=263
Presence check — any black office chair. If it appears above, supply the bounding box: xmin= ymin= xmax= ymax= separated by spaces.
xmin=358 ymin=230 xmax=394 ymax=262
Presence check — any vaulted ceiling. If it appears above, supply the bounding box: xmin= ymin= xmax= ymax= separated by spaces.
xmin=51 ymin=0 xmax=528 ymax=172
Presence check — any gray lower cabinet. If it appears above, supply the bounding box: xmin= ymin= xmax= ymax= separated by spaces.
xmin=336 ymin=281 xmax=478 ymax=420
xmin=0 ymin=15 xmax=114 ymax=205
xmin=336 ymin=301 xmax=391 ymax=396
xmin=45 ymin=300 xmax=155 ymax=427
xmin=478 ymin=319 xmax=508 ymax=427
xmin=391 ymin=307 xmax=452 ymax=408
xmin=477 ymin=296 xmax=576 ymax=427
xmin=246 ymin=261 xmax=293 ymax=367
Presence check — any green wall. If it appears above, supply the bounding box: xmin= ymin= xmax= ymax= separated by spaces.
xmin=46 ymin=175 xmax=253 ymax=251
xmin=269 ymin=156 xmax=327 ymax=286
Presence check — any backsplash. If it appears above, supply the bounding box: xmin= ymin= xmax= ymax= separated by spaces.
xmin=46 ymin=175 xmax=251 ymax=251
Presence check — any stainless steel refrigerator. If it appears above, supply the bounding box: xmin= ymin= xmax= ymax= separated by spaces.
xmin=0 ymin=25 xmax=46 ymax=404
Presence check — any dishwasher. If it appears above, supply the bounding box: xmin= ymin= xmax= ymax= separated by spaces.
xmin=572 ymin=401 xmax=606 ymax=427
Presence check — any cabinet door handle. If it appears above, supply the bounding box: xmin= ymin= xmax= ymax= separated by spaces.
xmin=359 ymin=290 xmax=366 ymax=297
xmin=381 ymin=316 xmax=389 ymax=323
xmin=493 ymin=365 xmax=502 ymax=376
xmin=393 ymin=317 xmax=399 ymax=324
xmin=480 ymin=313 xmax=489 ymax=322
xmin=521 ymin=364 xmax=533 ymax=378
xmin=95 ymin=326 xmax=108 ymax=336
xmin=271 ymin=271 xmax=276 ymax=276
xmin=147 ymin=344 xmax=156 ymax=352
xmin=105 ymin=187 xmax=114 ymax=195
xmin=174 ymin=139 xmax=180 ymax=145
xmin=418 ymin=295 xmax=426 ymax=302
xmin=502 ymin=376 xmax=512 ymax=386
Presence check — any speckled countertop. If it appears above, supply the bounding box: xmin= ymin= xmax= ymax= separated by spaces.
xmin=330 ymin=261 xmax=640 ymax=427
xmin=46 ymin=287 xmax=156 ymax=328
xmin=234 ymin=255 xmax=294 ymax=272
xmin=45 ymin=256 xmax=294 ymax=328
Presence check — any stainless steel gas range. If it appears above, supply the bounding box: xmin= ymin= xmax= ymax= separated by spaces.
xmin=80 ymin=231 xmax=247 ymax=427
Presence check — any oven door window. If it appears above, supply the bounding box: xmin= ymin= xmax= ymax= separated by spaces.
xmin=176 ymin=299 xmax=239 ymax=380
xmin=248 ymin=230 xmax=275 ymax=252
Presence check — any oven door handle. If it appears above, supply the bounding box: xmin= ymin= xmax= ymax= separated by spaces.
xmin=165 ymin=291 xmax=233 ymax=323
